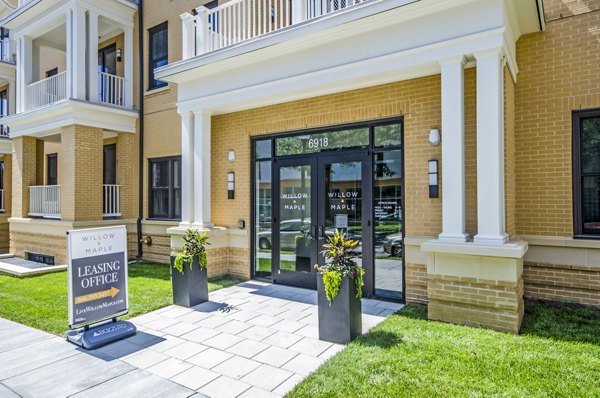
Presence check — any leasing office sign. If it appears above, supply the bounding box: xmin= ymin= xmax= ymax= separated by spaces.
xmin=67 ymin=226 xmax=129 ymax=329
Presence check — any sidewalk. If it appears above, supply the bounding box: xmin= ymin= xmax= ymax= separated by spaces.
xmin=0 ymin=281 xmax=402 ymax=397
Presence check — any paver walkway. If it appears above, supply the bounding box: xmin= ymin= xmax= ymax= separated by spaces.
xmin=0 ymin=280 xmax=402 ymax=397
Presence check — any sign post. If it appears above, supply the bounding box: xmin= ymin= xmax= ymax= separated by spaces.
xmin=64 ymin=226 xmax=136 ymax=349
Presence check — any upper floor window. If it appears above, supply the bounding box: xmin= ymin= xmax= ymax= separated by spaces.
xmin=149 ymin=156 xmax=181 ymax=220
xmin=573 ymin=109 xmax=600 ymax=237
xmin=149 ymin=22 xmax=168 ymax=90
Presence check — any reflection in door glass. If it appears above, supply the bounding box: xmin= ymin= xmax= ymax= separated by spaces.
xmin=254 ymin=161 xmax=272 ymax=278
xmin=324 ymin=162 xmax=363 ymax=267
xmin=279 ymin=165 xmax=313 ymax=273
xmin=374 ymin=151 xmax=403 ymax=299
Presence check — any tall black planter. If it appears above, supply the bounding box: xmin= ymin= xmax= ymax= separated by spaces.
xmin=317 ymin=275 xmax=362 ymax=344
xmin=171 ymin=256 xmax=209 ymax=307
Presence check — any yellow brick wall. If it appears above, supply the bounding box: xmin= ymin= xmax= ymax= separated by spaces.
xmin=11 ymin=136 xmax=37 ymax=218
xmin=117 ymin=132 xmax=139 ymax=219
xmin=59 ymin=125 xmax=104 ymax=222
xmin=10 ymin=231 xmax=67 ymax=265
xmin=212 ymin=73 xmax=479 ymax=238
xmin=515 ymin=8 xmax=600 ymax=236
xmin=542 ymin=0 xmax=600 ymax=21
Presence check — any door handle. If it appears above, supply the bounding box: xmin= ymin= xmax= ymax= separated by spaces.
xmin=318 ymin=226 xmax=325 ymax=240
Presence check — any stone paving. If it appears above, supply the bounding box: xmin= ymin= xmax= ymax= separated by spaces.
xmin=0 ymin=280 xmax=403 ymax=397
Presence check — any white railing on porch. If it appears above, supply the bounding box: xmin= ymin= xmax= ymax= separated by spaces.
xmin=0 ymin=189 xmax=4 ymax=213
xmin=98 ymin=72 xmax=125 ymax=107
xmin=29 ymin=185 xmax=61 ymax=219
xmin=0 ymin=38 xmax=14 ymax=63
xmin=0 ymin=123 xmax=9 ymax=138
xmin=103 ymin=184 xmax=121 ymax=217
xmin=25 ymin=71 xmax=67 ymax=111
xmin=182 ymin=0 xmax=371 ymax=58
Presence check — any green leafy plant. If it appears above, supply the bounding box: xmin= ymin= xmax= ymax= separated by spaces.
xmin=173 ymin=229 xmax=210 ymax=274
xmin=315 ymin=229 xmax=364 ymax=305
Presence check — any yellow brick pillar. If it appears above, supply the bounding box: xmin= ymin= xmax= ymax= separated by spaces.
xmin=60 ymin=125 xmax=103 ymax=221
xmin=11 ymin=136 xmax=37 ymax=218
xmin=35 ymin=139 xmax=44 ymax=185
xmin=116 ymin=132 xmax=137 ymax=219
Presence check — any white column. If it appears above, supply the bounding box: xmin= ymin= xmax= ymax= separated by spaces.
xmin=179 ymin=110 xmax=195 ymax=228
xmin=193 ymin=110 xmax=212 ymax=228
xmin=195 ymin=6 xmax=210 ymax=55
xmin=292 ymin=0 xmax=307 ymax=24
xmin=181 ymin=12 xmax=195 ymax=60
xmin=474 ymin=48 xmax=508 ymax=245
xmin=438 ymin=56 xmax=468 ymax=243
xmin=67 ymin=6 xmax=87 ymax=100
xmin=123 ymin=26 xmax=134 ymax=108
xmin=88 ymin=11 xmax=99 ymax=103
xmin=16 ymin=36 xmax=32 ymax=113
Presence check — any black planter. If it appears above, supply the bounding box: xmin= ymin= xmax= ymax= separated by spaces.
xmin=171 ymin=256 xmax=209 ymax=307
xmin=317 ymin=275 xmax=362 ymax=344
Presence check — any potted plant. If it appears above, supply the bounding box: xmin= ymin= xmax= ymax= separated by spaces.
xmin=171 ymin=229 xmax=210 ymax=307
xmin=315 ymin=229 xmax=364 ymax=344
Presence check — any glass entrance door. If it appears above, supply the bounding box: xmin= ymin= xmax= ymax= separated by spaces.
xmin=273 ymin=158 xmax=318 ymax=289
xmin=317 ymin=154 xmax=372 ymax=296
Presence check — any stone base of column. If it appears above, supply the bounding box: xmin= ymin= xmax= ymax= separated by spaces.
xmin=421 ymin=240 xmax=528 ymax=333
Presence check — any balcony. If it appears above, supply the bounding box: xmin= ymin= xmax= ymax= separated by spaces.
xmin=29 ymin=184 xmax=122 ymax=219
xmin=0 ymin=38 xmax=14 ymax=63
xmin=0 ymin=123 xmax=9 ymax=139
xmin=182 ymin=0 xmax=371 ymax=58
xmin=24 ymin=71 xmax=67 ymax=111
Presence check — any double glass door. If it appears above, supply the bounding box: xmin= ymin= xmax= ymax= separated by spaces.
xmin=272 ymin=153 xmax=370 ymax=290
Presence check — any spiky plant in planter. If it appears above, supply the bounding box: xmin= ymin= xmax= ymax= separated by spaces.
xmin=171 ymin=229 xmax=210 ymax=307
xmin=174 ymin=229 xmax=210 ymax=273
xmin=316 ymin=229 xmax=365 ymax=305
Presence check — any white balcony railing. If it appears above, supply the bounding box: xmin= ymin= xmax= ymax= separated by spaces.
xmin=29 ymin=185 xmax=60 ymax=219
xmin=183 ymin=0 xmax=371 ymax=58
xmin=0 ymin=38 xmax=14 ymax=63
xmin=0 ymin=123 xmax=9 ymax=139
xmin=0 ymin=189 xmax=4 ymax=213
xmin=25 ymin=71 xmax=67 ymax=112
xmin=103 ymin=184 xmax=121 ymax=217
xmin=98 ymin=72 xmax=125 ymax=107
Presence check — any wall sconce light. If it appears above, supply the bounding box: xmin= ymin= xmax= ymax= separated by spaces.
xmin=428 ymin=159 xmax=439 ymax=199
xmin=228 ymin=172 xmax=235 ymax=199
xmin=429 ymin=128 xmax=441 ymax=146
xmin=238 ymin=219 xmax=245 ymax=229
xmin=116 ymin=48 xmax=122 ymax=62
xmin=228 ymin=150 xmax=235 ymax=162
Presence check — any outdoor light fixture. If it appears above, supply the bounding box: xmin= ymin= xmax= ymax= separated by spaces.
xmin=428 ymin=160 xmax=439 ymax=198
xmin=429 ymin=128 xmax=441 ymax=146
xmin=228 ymin=150 xmax=235 ymax=162
xmin=116 ymin=48 xmax=122 ymax=62
xmin=228 ymin=172 xmax=235 ymax=199
xmin=238 ymin=219 xmax=246 ymax=229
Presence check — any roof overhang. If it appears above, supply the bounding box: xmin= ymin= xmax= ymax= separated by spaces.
xmin=3 ymin=99 xmax=138 ymax=138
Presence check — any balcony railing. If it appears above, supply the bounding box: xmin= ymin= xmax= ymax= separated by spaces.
xmin=25 ymin=71 xmax=67 ymax=112
xmin=183 ymin=0 xmax=371 ymax=58
xmin=103 ymin=184 xmax=121 ymax=218
xmin=0 ymin=38 xmax=14 ymax=63
xmin=29 ymin=185 xmax=60 ymax=219
xmin=98 ymin=72 xmax=125 ymax=107
xmin=0 ymin=189 xmax=4 ymax=213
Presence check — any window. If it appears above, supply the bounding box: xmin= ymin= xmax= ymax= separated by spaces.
xmin=149 ymin=156 xmax=181 ymax=219
xmin=46 ymin=68 xmax=58 ymax=78
xmin=0 ymin=28 xmax=9 ymax=61
xmin=47 ymin=154 xmax=58 ymax=186
xmin=573 ymin=109 xmax=600 ymax=237
xmin=148 ymin=22 xmax=168 ymax=90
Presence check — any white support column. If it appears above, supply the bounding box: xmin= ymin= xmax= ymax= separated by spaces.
xmin=88 ymin=11 xmax=99 ymax=103
xmin=181 ymin=12 xmax=195 ymax=60
xmin=195 ymin=6 xmax=210 ymax=55
xmin=292 ymin=0 xmax=307 ymax=24
xmin=180 ymin=110 xmax=195 ymax=228
xmin=438 ymin=56 xmax=468 ymax=243
xmin=474 ymin=48 xmax=508 ymax=246
xmin=67 ymin=6 xmax=87 ymax=100
xmin=193 ymin=110 xmax=212 ymax=228
xmin=16 ymin=36 xmax=32 ymax=113
xmin=123 ymin=26 xmax=134 ymax=108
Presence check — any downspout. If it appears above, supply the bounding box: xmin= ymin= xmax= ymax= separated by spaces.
xmin=136 ymin=0 xmax=144 ymax=259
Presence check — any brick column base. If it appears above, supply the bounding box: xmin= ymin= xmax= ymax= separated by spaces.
xmin=422 ymin=241 xmax=528 ymax=333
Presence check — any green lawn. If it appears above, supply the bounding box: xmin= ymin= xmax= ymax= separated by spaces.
xmin=288 ymin=302 xmax=600 ymax=398
xmin=0 ymin=262 xmax=243 ymax=335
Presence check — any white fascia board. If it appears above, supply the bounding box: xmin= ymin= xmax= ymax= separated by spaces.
xmin=3 ymin=99 xmax=138 ymax=138
xmin=81 ymin=0 xmax=136 ymax=28
xmin=11 ymin=1 xmax=69 ymax=40
xmin=0 ymin=139 xmax=11 ymax=154
xmin=176 ymin=26 xmax=506 ymax=115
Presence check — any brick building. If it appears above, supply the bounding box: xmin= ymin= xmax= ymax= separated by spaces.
xmin=0 ymin=0 xmax=598 ymax=333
